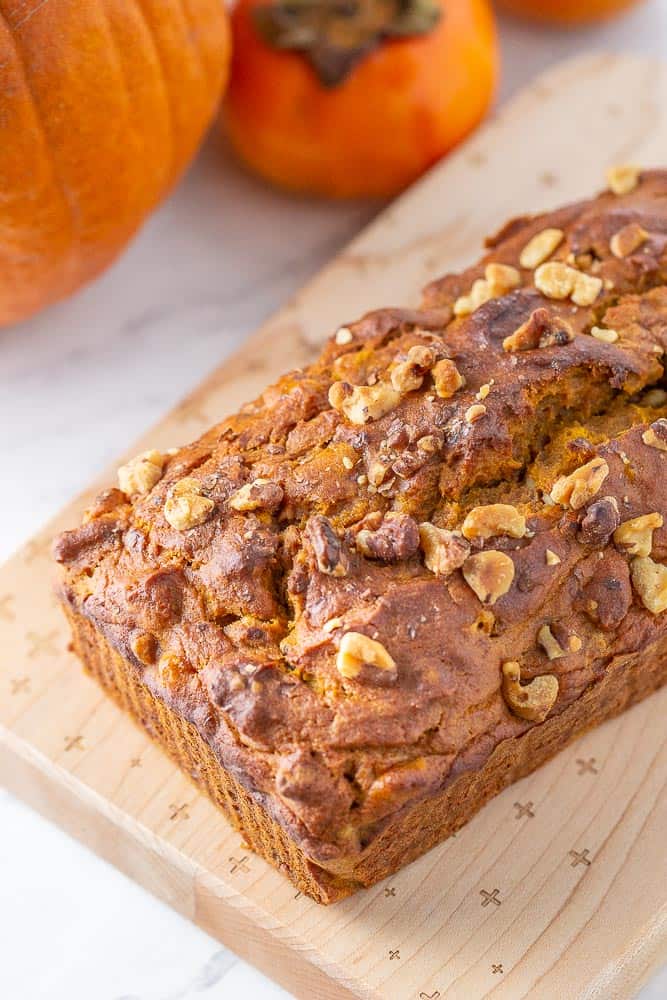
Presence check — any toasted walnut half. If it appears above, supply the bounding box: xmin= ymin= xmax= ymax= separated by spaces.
xmin=578 ymin=496 xmax=620 ymax=547
xmin=357 ymin=512 xmax=419 ymax=562
xmin=336 ymin=632 xmax=397 ymax=685
xmin=419 ymin=523 xmax=470 ymax=576
xmin=461 ymin=503 xmax=526 ymax=541
xmin=551 ymin=457 xmax=610 ymax=510
xmin=501 ymin=660 xmax=558 ymax=722
xmin=606 ymin=164 xmax=640 ymax=196
xmin=610 ymin=222 xmax=648 ymax=259
xmin=643 ymin=419 xmax=667 ymax=452
xmin=631 ymin=556 xmax=667 ymax=614
xmin=462 ymin=550 xmax=514 ymax=604
xmin=432 ymin=358 xmax=465 ymax=398
xmin=329 ymin=380 xmax=401 ymax=425
xmin=118 ymin=449 xmax=166 ymax=496
xmin=614 ymin=512 xmax=663 ymax=558
xmin=519 ymin=228 xmax=564 ymax=269
xmin=164 ymin=478 xmax=214 ymax=530
xmin=229 ymin=478 xmax=283 ymax=512
xmin=306 ymin=515 xmax=349 ymax=576
xmin=503 ymin=307 xmax=574 ymax=352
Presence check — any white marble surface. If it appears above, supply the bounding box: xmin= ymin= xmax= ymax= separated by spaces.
xmin=3 ymin=7 xmax=667 ymax=998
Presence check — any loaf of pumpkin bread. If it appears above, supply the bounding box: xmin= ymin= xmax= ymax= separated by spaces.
xmin=55 ymin=167 xmax=667 ymax=903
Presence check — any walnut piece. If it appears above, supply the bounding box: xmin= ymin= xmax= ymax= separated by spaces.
xmin=461 ymin=503 xmax=526 ymax=541
xmin=130 ymin=632 xmax=157 ymax=665
xmin=329 ymin=380 xmax=401 ymax=425
xmin=335 ymin=326 xmax=353 ymax=345
xmin=590 ymin=326 xmax=619 ymax=343
xmin=356 ymin=512 xmax=419 ymax=562
xmin=454 ymin=263 xmax=520 ymax=316
xmin=164 ymin=477 xmax=214 ymax=530
xmin=432 ymin=358 xmax=465 ymax=398
xmin=501 ymin=660 xmax=558 ymax=722
xmin=551 ymin=457 xmax=610 ymax=510
xmin=578 ymin=495 xmax=620 ymax=547
xmin=419 ymin=523 xmax=470 ymax=576
xmin=606 ymin=164 xmax=640 ymax=196
xmin=642 ymin=419 xmax=667 ymax=451
xmin=631 ymin=556 xmax=667 ymax=614
xmin=519 ymin=228 xmax=564 ymax=269
xmin=503 ymin=307 xmax=574 ymax=352
xmin=306 ymin=515 xmax=349 ymax=576
xmin=462 ymin=550 xmax=515 ymax=604
xmin=534 ymin=262 xmax=602 ymax=307
xmin=465 ymin=403 xmax=487 ymax=424
xmin=229 ymin=478 xmax=283 ymax=512
xmin=537 ymin=623 xmax=566 ymax=660
xmin=157 ymin=651 xmax=184 ymax=686
xmin=118 ymin=449 xmax=165 ymax=496
xmin=336 ymin=632 xmax=397 ymax=683
xmin=390 ymin=344 xmax=436 ymax=393
xmin=545 ymin=548 xmax=561 ymax=565
xmin=610 ymin=222 xmax=648 ymax=259
xmin=614 ymin=512 xmax=663 ymax=558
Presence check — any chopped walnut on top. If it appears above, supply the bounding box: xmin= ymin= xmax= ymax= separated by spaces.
xmin=643 ymin=419 xmax=667 ymax=452
xmin=610 ymin=222 xmax=648 ymax=259
xmin=118 ymin=449 xmax=166 ymax=496
xmin=163 ymin=478 xmax=214 ymax=531
xmin=461 ymin=503 xmax=526 ymax=541
xmin=534 ymin=262 xmax=602 ymax=307
xmin=336 ymin=632 xmax=397 ymax=685
xmin=631 ymin=556 xmax=667 ymax=614
xmin=550 ymin=457 xmax=610 ymax=510
xmin=578 ymin=496 xmax=620 ymax=547
xmin=606 ymin=164 xmax=640 ymax=196
xmin=501 ymin=660 xmax=558 ymax=722
xmin=462 ymin=550 xmax=515 ymax=604
xmin=519 ymin=228 xmax=564 ymax=269
xmin=356 ymin=512 xmax=420 ymax=562
xmin=432 ymin=358 xmax=465 ymax=398
xmin=454 ymin=263 xmax=520 ymax=317
xmin=390 ymin=344 xmax=436 ymax=393
xmin=229 ymin=478 xmax=283 ymax=512
xmin=306 ymin=515 xmax=349 ymax=576
xmin=419 ymin=523 xmax=470 ymax=577
xmin=590 ymin=326 xmax=619 ymax=344
xmin=613 ymin=512 xmax=663 ymax=558
xmin=329 ymin=379 xmax=401 ymax=425
xmin=503 ymin=307 xmax=574 ymax=352
xmin=537 ymin=623 xmax=566 ymax=660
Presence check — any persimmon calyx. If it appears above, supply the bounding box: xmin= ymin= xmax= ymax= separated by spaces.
xmin=253 ymin=0 xmax=442 ymax=87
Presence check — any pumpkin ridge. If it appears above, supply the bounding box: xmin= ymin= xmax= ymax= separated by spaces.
xmin=0 ymin=7 xmax=79 ymax=281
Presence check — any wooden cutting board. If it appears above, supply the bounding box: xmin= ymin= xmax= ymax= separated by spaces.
xmin=2 ymin=53 xmax=667 ymax=1000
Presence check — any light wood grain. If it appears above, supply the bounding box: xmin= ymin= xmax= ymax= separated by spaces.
xmin=2 ymin=53 xmax=667 ymax=1000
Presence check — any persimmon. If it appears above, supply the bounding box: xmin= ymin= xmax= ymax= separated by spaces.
xmin=0 ymin=0 xmax=230 ymax=326
xmin=224 ymin=0 xmax=498 ymax=199
xmin=498 ymin=0 xmax=645 ymax=25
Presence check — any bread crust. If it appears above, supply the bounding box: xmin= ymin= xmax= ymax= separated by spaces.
xmin=55 ymin=171 xmax=667 ymax=901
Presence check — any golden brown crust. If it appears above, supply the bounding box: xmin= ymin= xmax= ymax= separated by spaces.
xmin=55 ymin=170 xmax=667 ymax=895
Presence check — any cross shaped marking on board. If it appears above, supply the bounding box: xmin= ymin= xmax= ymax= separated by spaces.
xmin=228 ymin=855 xmax=250 ymax=875
xmin=388 ymin=949 xmax=400 ymax=961
xmin=0 ymin=594 xmax=15 ymax=622
xmin=64 ymin=735 xmax=84 ymax=752
xmin=480 ymin=888 xmax=501 ymax=908
xmin=569 ymin=848 xmax=592 ymax=868
xmin=10 ymin=676 xmax=31 ymax=695
xmin=492 ymin=963 xmax=504 ymax=975
xmin=168 ymin=803 xmax=190 ymax=821
xmin=576 ymin=757 xmax=599 ymax=775
xmin=384 ymin=886 xmax=396 ymax=897
xmin=129 ymin=757 xmax=142 ymax=768
xmin=26 ymin=630 xmax=59 ymax=658
xmin=513 ymin=801 xmax=535 ymax=819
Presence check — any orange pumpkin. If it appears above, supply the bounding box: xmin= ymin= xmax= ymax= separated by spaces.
xmin=498 ymin=0 xmax=644 ymax=24
xmin=224 ymin=0 xmax=498 ymax=199
xmin=0 ymin=0 xmax=230 ymax=326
